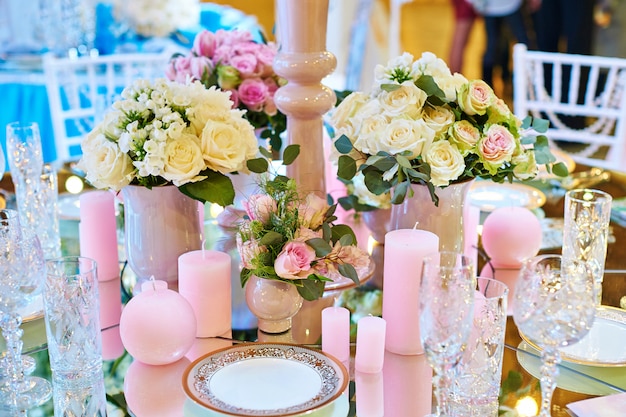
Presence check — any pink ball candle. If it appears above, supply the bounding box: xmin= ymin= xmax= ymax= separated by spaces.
xmin=481 ymin=206 xmax=542 ymax=267
xmin=79 ymin=191 xmax=119 ymax=282
xmin=321 ymin=306 xmax=350 ymax=363
xmin=382 ymin=229 xmax=439 ymax=355
xmin=120 ymin=280 xmax=197 ymax=365
xmin=355 ymin=316 xmax=386 ymax=373
xmin=178 ymin=249 xmax=232 ymax=338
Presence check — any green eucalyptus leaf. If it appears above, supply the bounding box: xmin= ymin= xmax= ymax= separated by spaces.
xmin=381 ymin=83 xmax=401 ymax=92
xmin=371 ymin=157 xmax=397 ymax=172
xmin=364 ymin=170 xmax=391 ymax=195
xmin=240 ymin=268 xmax=252 ymax=287
xmin=322 ymin=223 xmax=332 ymax=242
xmin=331 ymin=224 xmax=357 ymax=245
xmin=338 ymin=263 xmax=359 ymax=285
xmin=339 ymin=233 xmax=354 ymax=246
xmin=260 ymin=231 xmax=284 ymax=246
xmin=246 ymin=158 xmax=270 ymax=173
xmin=297 ymin=279 xmax=325 ymax=301
xmin=391 ymin=181 xmax=409 ymax=204
xmin=338 ymin=155 xmax=357 ymax=180
xmin=282 ymin=144 xmax=300 ymax=165
xmin=259 ymin=146 xmax=273 ymax=159
xmin=415 ymin=74 xmax=446 ymax=100
xmin=178 ymin=171 xmax=235 ymax=206
xmin=552 ymin=161 xmax=569 ymax=177
xmin=532 ymin=117 xmax=550 ymax=133
xmin=396 ymin=154 xmax=412 ymax=169
xmin=534 ymin=135 xmax=556 ymax=165
xmin=306 ymin=238 xmax=333 ymax=257
xmin=521 ymin=115 xmax=533 ymax=130
xmin=334 ymin=134 xmax=354 ymax=154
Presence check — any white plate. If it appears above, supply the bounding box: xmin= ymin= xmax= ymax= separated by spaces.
xmin=521 ymin=306 xmax=626 ymax=367
xmin=516 ymin=341 xmax=626 ymax=396
xmin=468 ymin=181 xmax=546 ymax=212
xmin=183 ymin=343 xmax=349 ymax=417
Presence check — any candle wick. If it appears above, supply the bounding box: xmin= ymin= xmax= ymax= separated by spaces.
xmin=202 ymin=239 xmax=207 ymax=259
xmin=149 ymin=275 xmax=156 ymax=291
xmin=413 ymin=222 xmax=419 ymax=230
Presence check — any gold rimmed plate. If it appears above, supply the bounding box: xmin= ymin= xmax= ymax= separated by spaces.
xmin=520 ymin=306 xmax=626 ymax=367
xmin=183 ymin=343 xmax=349 ymax=417
xmin=468 ymin=181 xmax=546 ymax=212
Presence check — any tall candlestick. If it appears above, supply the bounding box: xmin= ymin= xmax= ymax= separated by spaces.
xmin=383 ymin=229 xmax=439 ymax=355
xmin=321 ymin=306 xmax=350 ymax=363
xmin=274 ymin=0 xmax=336 ymax=197
xmin=178 ymin=249 xmax=232 ymax=338
xmin=79 ymin=191 xmax=119 ymax=282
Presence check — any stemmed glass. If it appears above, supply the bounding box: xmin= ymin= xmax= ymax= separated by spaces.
xmin=0 ymin=209 xmax=52 ymax=413
xmin=420 ymin=251 xmax=476 ymax=417
xmin=513 ymin=254 xmax=596 ymax=417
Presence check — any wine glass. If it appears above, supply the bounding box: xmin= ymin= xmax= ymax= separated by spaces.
xmin=0 ymin=144 xmax=5 ymax=181
xmin=0 ymin=209 xmax=52 ymax=413
xmin=419 ymin=251 xmax=476 ymax=417
xmin=513 ymin=254 xmax=596 ymax=417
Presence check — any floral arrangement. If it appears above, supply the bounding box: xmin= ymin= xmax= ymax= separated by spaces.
xmin=77 ymin=78 xmax=259 ymax=206
xmin=330 ymin=52 xmax=567 ymax=208
xmin=166 ymin=29 xmax=287 ymax=155
xmin=236 ymin=160 xmax=371 ymax=301
xmin=111 ymin=0 xmax=200 ymax=38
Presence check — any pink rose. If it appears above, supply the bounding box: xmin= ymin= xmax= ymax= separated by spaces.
xmin=263 ymin=77 xmax=279 ymax=94
xmin=192 ymin=30 xmax=217 ymax=57
xmin=165 ymin=56 xmax=193 ymax=83
xmin=478 ymin=124 xmax=517 ymax=167
xmin=213 ymin=45 xmax=232 ymax=66
xmin=256 ymin=43 xmax=277 ymax=71
xmin=244 ymin=194 xmax=277 ymax=223
xmin=298 ymin=194 xmax=328 ymax=229
xmin=458 ymin=80 xmax=494 ymax=116
xmin=230 ymin=54 xmax=260 ymax=77
xmin=228 ymin=89 xmax=240 ymax=108
xmin=215 ymin=29 xmax=253 ymax=46
xmin=274 ymin=241 xmax=316 ymax=280
xmin=189 ymin=56 xmax=213 ymax=81
xmin=238 ymin=79 xmax=269 ymax=112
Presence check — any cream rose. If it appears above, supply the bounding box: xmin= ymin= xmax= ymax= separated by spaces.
xmin=377 ymin=81 xmax=426 ymax=118
xmin=161 ymin=133 xmax=205 ymax=186
xmin=423 ymin=140 xmax=465 ymax=187
xmin=298 ymin=194 xmax=328 ymax=229
xmin=200 ymin=116 xmax=258 ymax=173
xmin=449 ymin=120 xmax=481 ymax=155
xmin=437 ymin=72 xmax=469 ymax=102
xmin=422 ymin=104 xmax=455 ymax=138
xmin=458 ymin=80 xmax=495 ymax=116
xmin=79 ymin=135 xmax=134 ymax=191
xmin=478 ymin=124 xmax=517 ymax=171
xmin=370 ymin=118 xmax=435 ymax=158
xmin=512 ymin=149 xmax=538 ymax=180
xmin=331 ymin=91 xmax=369 ymax=129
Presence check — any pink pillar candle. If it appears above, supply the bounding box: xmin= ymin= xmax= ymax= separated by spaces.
xmin=355 ymin=316 xmax=386 ymax=373
xmin=178 ymin=250 xmax=232 ymax=337
xmin=321 ymin=306 xmax=350 ymax=363
xmin=382 ymin=229 xmax=439 ymax=355
xmin=79 ymin=191 xmax=119 ymax=282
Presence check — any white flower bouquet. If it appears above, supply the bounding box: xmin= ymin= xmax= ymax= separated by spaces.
xmin=330 ymin=52 xmax=567 ymax=208
xmin=78 ymin=78 xmax=259 ymax=206
xmin=111 ymin=0 xmax=200 ymax=38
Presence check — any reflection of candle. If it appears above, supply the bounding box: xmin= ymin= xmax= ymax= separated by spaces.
xmin=125 ymin=357 xmax=190 ymax=417
xmin=99 ymin=278 xmax=123 ymax=360
xmin=356 ymin=371 xmax=384 ymax=417
xmin=79 ymin=191 xmax=119 ymax=282
xmin=322 ymin=306 xmax=350 ymax=363
xmin=383 ymin=229 xmax=439 ymax=355
xmin=355 ymin=316 xmax=386 ymax=373
xmin=101 ymin=326 xmax=124 ymax=361
xmin=383 ymin=350 xmax=432 ymax=416
xmin=178 ymin=250 xmax=232 ymax=337
xmin=463 ymin=204 xmax=480 ymax=267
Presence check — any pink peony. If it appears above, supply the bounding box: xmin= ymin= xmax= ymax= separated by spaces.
xmin=238 ymin=79 xmax=269 ymax=112
xmin=244 ymin=194 xmax=277 ymax=224
xmin=478 ymin=124 xmax=516 ymax=166
xmin=274 ymin=241 xmax=316 ymax=280
xmin=191 ymin=30 xmax=217 ymax=57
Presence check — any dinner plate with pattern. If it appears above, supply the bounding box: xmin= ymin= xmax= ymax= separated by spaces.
xmin=183 ymin=343 xmax=348 ymax=417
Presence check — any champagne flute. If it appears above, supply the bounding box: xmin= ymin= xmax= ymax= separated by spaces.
xmin=420 ymin=251 xmax=476 ymax=417
xmin=513 ymin=254 xmax=596 ymax=417
xmin=0 ymin=209 xmax=52 ymax=413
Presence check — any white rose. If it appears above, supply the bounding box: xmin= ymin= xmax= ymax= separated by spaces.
xmin=368 ymin=118 xmax=433 ymax=158
xmin=79 ymin=135 xmax=134 ymax=191
xmin=378 ymin=81 xmax=426 ymax=118
xmin=413 ymin=52 xmax=452 ymax=78
xmin=161 ymin=134 xmax=206 ymax=186
xmin=423 ymin=140 xmax=465 ymax=187
xmin=422 ymin=105 xmax=456 ymax=138
xmin=331 ymin=92 xmax=369 ymax=129
xmin=187 ymin=86 xmax=235 ymax=135
xmin=200 ymin=115 xmax=258 ymax=173
xmin=436 ymin=73 xmax=468 ymax=102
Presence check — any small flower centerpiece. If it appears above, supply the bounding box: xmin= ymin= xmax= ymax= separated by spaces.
xmin=166 ymin=29 xmax=287 ymax=155
xmin=331 ymin=52 xmax=567 ymax=207
xmin=78 ymin=77 xmax=259 ymax=206
xmin=111 ymin=0 xmax=200 ymax=38
xmin=236 ymin=159 xmax=371 ymax=303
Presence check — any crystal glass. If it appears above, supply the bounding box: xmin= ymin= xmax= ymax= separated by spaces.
xmin=43 ymin=257 xmax=104 ymax=384
xmin=0 ymin=145 xmax=5 ymax=180
xmin=5 ymin=122 xmax=44 ymax=182
xmin=449 ymin=277 xmax=509 ymax=417
xmin=420 ymin=251 xmax=476 ymax=417
xmin=0 ymin=209 xmax=52 ymax=413
xmin=513 ymin=254 xmax=596 ymax=417
xmin=562 ymin=189 xmax=612 ymax=305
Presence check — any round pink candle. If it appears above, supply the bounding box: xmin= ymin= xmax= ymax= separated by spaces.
xmin=178 ymin=250 xmax=232 ymax=337
xmin=382 ymin=229 xmax=439 ymax=355
xmin=355 ymin=316 xmax=386 ymax=373
xmin=79 ymin=191 xmax=119 ymax=282
xmin=322 ymin=306 xmax=350 ymax=363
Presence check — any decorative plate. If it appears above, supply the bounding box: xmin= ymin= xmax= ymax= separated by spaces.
xmin=520 ymin=306 xmax=626 ymax=367
xmin=516 ymin=341 xmax=626 ymax=396
xmin=469 ymin=181 xmax=546 ymax=212
xmin=183 ymin=343 xmax=349 ymax=417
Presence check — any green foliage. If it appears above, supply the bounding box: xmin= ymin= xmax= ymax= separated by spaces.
xmin=178 ymin=170 xmax=235 ymax=206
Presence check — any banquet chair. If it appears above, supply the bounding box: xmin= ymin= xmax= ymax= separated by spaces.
xmin=512 ymin=43 xmax=626 ymax=171
xmin=43 ymin=51 xmax=172 ymax=164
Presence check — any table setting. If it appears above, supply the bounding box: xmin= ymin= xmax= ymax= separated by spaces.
xmin=0 ymin=0 xmax=625 ymax=416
